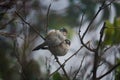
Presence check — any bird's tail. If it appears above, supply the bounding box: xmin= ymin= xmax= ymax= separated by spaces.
xmin=32 ymin=43 xmax=48 ymax=51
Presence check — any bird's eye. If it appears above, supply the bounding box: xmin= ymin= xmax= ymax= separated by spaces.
xmin=65 ymin=39 xmax=71 ymax=45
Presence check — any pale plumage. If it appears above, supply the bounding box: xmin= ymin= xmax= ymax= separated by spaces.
xmin=32 ymin=28 xmax=70 ymax=56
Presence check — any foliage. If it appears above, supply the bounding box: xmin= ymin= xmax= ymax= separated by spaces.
xmin=115 ymin=59 xmax=120 ymax=80
xmin=104 ymin=18 xmax=120 ymax=46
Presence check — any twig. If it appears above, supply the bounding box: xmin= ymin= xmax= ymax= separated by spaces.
xmin=97 ymin=62 xmax=120 ymax=79
xmin=97 ymin=22 xmax=106 ymax=49
xmin=81 ymin=1 xmax=106 ymax=40
xmin=15 ymin=11 xmax=45 ymax=40
xmin=0 ymin=32 xmax=16 ymax=38
xmin=0 ymin=18 xmax=15 ymax=29
xmin=54 ymin=55 xmax=70 ymax=80
xmin=92 ymin=22 xmax=106 ymax=80
xmin=79 ymin=35 xmax=95 ymax=52
xmin=73 ymin=55 xmax=86 ymax=80
xmin=101 ymin=0 xmax=115 ymax=9
xmin=45 ymin=3 xmax=52 ymax=33
xmin=78 ymin=9 xmax=95 ymax=52
xmin=13 ymin=38 xmax=27 ymax=80
xmin=81 ymin=7 xmax=102 ymax=40
xmin=79 ymin=12 xmax=85 ymax=33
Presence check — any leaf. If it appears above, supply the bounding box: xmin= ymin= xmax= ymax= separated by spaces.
xmin=104 ymin=18 xmax=120 ymax=46
xmin=104 ymin=20 xmax=114 ymax=45
xmin=52 ymin=72 xmax=62 ymax=80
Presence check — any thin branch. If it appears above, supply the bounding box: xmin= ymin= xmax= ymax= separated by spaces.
xmin=45 ymin=3 xmax=52 ymax=33
xmin=13 ymin=38 xmax=27 ymax=80
xmin=104 ymin=46 xmax=112 ymax=52
xmin=73 ymin=55 xmax=86 ymax=80
xmin=78 ymin=0 xmax=114 ymax=52
xmin=79 ymin=12 xmax=85 ymax=33
xmin=78 ymin=9 xmax=95 ymax=52
xmin=0 ymin=32 xmax=16 ymax=38
xmin=97 ymin=62 xmax=120 ymax=79
xmin=15 ymin=11 xmax=45 ymax=40
xmin=101 ymin=0 xmax=115 ymax=9
xmin=0 ymin=18 xmax=15 ymax=29
xmin=92 ymin=22 xmax=106 ymax=80
xmin=79 ymin=35 xmax=95 ymax=52
xmin=81 ymin=1 xmax=106 ymax=40
xmin=96 ymin=22 xmax=106 ymax=49
xmin=82 ymin=8 xmax=101 ymax=40
xmin=54 ymin=55 xmax=70 ymax=80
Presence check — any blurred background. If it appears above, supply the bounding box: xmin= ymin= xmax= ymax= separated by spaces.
xmin=0 ymin=0 xmax=120 ymax=80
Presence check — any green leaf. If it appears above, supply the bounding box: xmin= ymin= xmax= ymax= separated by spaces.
xmin=52 ymin=72 xmax=62 ymax=80
xmin=104 ymin=18 xmax=120 ymax=46
xmin=104 ymin=20 xmax=114 ymax=45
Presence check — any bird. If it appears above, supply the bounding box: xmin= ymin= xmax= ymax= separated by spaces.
xmin=32 ymin=28 xmax=71 ymax=56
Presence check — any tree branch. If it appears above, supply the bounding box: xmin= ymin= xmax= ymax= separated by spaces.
xmin=73 ymin=55 xmax=86 ymax=80
xmin=15 ymin=11 xmax=45 ymax=40
xmin=54 ymin=55 xmax=70 ymax=80
xmin=45 ymin=3 xmax=52 ymax=33
xmin=97 ymin=62 xmax=120 ymax=79
xmin=92 ymin=22 xmax=106 ymax=80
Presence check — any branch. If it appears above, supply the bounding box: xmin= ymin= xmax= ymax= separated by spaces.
xmin=15 ymin=11 xmax=45 ymax=40
xmin=73 ymin=55 xmax=86 ymax=80
xmin=96 ymin=22 xmax=106 ymax=49
xmin=78 ymin=10 xmax=95 ymax=52
xmin=81 ymin=0 xmax=113 ymax=40
xmin=97 ymin=62 xmax=120 ymax=79
xmin=54 ymin=55 xmax=70 ymax=80
xmin=0 ymin=18 xmax=15 ymax=29
xmin=81 ymin=4 xmax=103 ymax=40
xmin=45 ymin=3 xmax=52 ymax=33
xmin=79 ymin=12 xmax=85 ymax=33
xmin=92 ymin=22 xmax=106 ymax=80
xmin=101 ymin=0 xmax=115 ymax=9
xmin=13 ymin=38 xmax=27 ymax=80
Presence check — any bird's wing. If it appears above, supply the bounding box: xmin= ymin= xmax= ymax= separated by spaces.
xmin=32 ymin=42 xmax=48 ymax=51
xmin=45 ymin=30 xmax=66 ymax=46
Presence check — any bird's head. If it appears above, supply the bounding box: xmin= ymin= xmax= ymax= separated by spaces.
xmin=59 ymin=28 xmax=68 ymax=36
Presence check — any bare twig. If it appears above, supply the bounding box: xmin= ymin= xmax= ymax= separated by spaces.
xmin=97 ymin=62 xmax=120 ymax=79
xmin=96 ymin=22 xmax=106 ymax=49
xmin=101 ymin=0 xmax=115 ymax=9
xmin=92 ymin=22 xmax=106 ymax=80
xmin=79 ymin=35 xmax=95 ymax=52
xmin=54 ymin=55 xmax=70 ymax=80
xmin=15 ymin=11 xmax=45 ymax=40
xmin=79 ymin=12 xmax=85 ymax=33
xmin=45 ymin=3 xmax=52 ymax=33
xmin=13 ymin=38 xmax=27 ymax=80
xmin=0 ymin=32 xmax=16 ymax=38
xmin=78 ymin=9 xmax=95 ymax=52
xmin=81 ymin=3 xmax=104 ymax=40
xmin=0 ymin=18 xmax=15 ymax=29
xmin=73 ymin=55 xmax=86 ymax=80
xmin=81 ymin=0 xmax=113 ymax=40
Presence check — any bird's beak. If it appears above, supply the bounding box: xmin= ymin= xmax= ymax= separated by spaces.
xmin=63 ymin=32 xmax=67 ymax=36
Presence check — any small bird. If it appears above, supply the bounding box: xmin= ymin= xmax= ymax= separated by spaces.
xmin=32 ymin=28 xmax=70 ymax=56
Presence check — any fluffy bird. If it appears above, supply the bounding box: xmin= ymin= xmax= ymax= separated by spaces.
xmin=32 ymin=28 xmax=70 ymax=56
